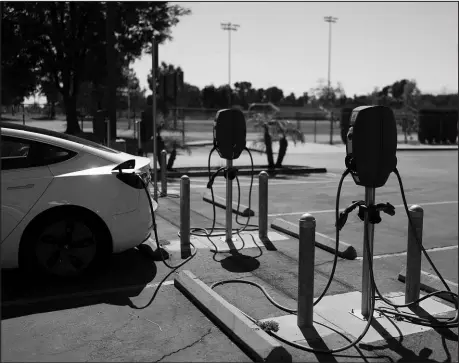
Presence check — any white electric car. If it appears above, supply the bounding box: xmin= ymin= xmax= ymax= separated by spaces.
xmin=1 ymin=122 xmax=156 ymax=279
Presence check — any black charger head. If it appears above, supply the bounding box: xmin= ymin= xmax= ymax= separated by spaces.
xmin=213 ymin=108 xmax=247 ymax=160
xmin=345 ymin=105 xmax=397 ymax=188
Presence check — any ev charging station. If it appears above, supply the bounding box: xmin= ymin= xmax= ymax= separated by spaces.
xmin=345 ymin=105 xmax=398 ymax=320
xmin=166 ymin=104 xmax=457 ymax=358
xmin=212 ymin=108 xmax=248 ymax=244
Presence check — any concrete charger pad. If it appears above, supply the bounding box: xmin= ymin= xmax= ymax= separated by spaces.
xmin=163 ymin=231 xmax=289 ymax=255
xmin=259 ymin=291 xmax=455 ymax=346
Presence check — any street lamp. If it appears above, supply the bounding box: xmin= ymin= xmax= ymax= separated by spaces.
xmin=221 ymin=22 xmax=240 ymax=106
xmin=324 ymin=16 xmax=338 ymax=104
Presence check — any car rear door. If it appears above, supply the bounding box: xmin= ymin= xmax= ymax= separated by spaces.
xmin=1 ymin=136 xmax=55 ymax=242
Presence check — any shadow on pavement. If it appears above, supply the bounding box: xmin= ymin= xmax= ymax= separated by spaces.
xmin=219 ymin=253 xmax=261 ymax=273
xmin=359 ymin=316 xmax=457 ymax=362
xmin=2 ymin=247 xmax=163 ymax=320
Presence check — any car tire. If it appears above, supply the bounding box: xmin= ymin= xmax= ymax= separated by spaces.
xmin=20 ymin=211 xmax=111 ymax=280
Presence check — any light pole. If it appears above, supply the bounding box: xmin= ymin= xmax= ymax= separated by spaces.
xmin=324 ymin=16 xmax=338 ymax=105
xmin=221 ymin=22 xmax=240 ymax=106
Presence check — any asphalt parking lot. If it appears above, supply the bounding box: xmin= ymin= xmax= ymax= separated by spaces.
xmin=2 ymin=148 xmax=457 ymax=362
xmin=177 ymin=151 xmax=457 ymax=276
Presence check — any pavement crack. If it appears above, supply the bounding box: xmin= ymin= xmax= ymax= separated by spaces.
xmin=154 ymin=328 xmax=212 ymax=362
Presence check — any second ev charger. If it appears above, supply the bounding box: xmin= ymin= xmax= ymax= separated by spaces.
xmin=213 ymin=108 xmax=247 ymax=243
xmin=345 ymin=105 xmax=398 ymax=319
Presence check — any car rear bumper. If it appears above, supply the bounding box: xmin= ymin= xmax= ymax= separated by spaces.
xmin=110 ymin=189 xmax=154 ymax=253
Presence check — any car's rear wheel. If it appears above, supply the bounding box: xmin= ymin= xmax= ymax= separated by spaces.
xmin=21 ymin=212 xmax=110 ymax=279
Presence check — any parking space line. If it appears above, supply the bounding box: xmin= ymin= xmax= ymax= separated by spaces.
xmin=357 ymin=245 xmax=458 ymax=260
xmin=2 ymin=280 xmax=175 ymax=308
xmin=268 ymin=201 xmax=458 ymax=217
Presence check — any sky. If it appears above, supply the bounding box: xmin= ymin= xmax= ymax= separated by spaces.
xmin=132 ymin=1 xmax=458 ymax=98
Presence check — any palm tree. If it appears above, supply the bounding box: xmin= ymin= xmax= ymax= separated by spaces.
xmin=156 ymin=111 xmax=191 ymax=171
xmin=249 ymin=113 xmax=305 ymax=169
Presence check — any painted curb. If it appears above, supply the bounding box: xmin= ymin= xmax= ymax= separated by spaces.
xmin=203 ymin=194 xmax=255 ymax=217
xmin=174 ymin=270 xmax=292 ymax=363
xmin=398 ymin=269 xmax=458 ymax=304
xmin=271 ymin=218 xmax=357 ymax=260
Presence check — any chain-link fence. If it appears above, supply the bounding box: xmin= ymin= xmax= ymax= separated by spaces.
xmin=1 ymin=103 xmax=422 ymax=147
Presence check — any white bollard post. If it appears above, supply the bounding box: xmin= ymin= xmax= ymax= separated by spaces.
xmin=161 ymin=150 xmax=167 ymax=196
xmin=405 ymin=205 xmax=424 ymax=305
xmin=297 ymin=213 xmax=316 ymax=328
xmin=259 ymin=171 xmax=269 ymax=240
xmin=180 ymin=175 xmax=191 ymax=259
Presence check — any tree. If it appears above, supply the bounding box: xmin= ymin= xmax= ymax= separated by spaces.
xmin=148 ymin=61 xmax=185 ymax=116
xmin=39 ymin=77 xmax=61 ymax=119
xmin=249 ymin=114 xmax=305 ymax=169
xmin=402 ymin=80 xmax=421 ymax=109
xmin=3 ymin=2 xmax=190 ymax=134
xmin=215 ymin=85 xmax=231 ymax=109
xmin=201 ymin=85 xmax=218 ymax=109
xmin=310 ymin=79 xmax=345 ymax=107
xmin=181 ymin=83 xmax=202 ymax=108
xmin=234 ymin=81 xmax=253 ymax=108
xmin=295 ymin=92 xmax=309 ymax=106
xmin=1 ymin=3 xmax=39 ymax=106
xmin=282 ymin=92 xmax=296 ymax=106
xmin=265 ymin=87 xmax=284 ymax=105
xmin=256 ymin=88 xmax=266 ymax=103
xmin=391 ymin=79 xmax=409 ymax=100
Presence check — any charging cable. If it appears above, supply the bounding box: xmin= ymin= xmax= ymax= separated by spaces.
xmin=210 ymin=169 xmax=379 ymax=353
xmin=366 ymin=168 xmax=458 ymax=328
xmin=181 ymin=146 xmax=257 ymax=240
xmin=139 ymin=176 xmax=197 ymax=269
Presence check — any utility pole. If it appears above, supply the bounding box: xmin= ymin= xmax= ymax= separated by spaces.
xmin=324 ymin=16 xmax=338 ymax=105
xmin=221 ymin=22 xmax=240 ymax=107
xmin=106 ymin=1 xmax=117 ymax=142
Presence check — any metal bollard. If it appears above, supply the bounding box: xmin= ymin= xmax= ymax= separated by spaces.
xmin=259 ymin=171 xmax=269 ymax=240
xmin=180 ymin=175 xmax=191 ymax=259
xmin=161 ymin=150 xmax=167 ymax=196
xmin=405 ymin=205 xmax=424 ymax=305
xmin=106 ymin=118 xmax=111 ymax=148
xmin=137 ymin=120 xmax=142 ymax=151
xmin=314 ymin=119 xmax=317 ymax=143
xmin=329 ymin=113 xmax=334 ymax=145
xmin=297 ymin=213 xmax=316 ymax=328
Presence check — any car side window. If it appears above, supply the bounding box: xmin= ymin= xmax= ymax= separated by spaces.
xmin=1 ymin=137 xmax=32 ymax=170
xmin=1 ymin=136 xmax=77 ymax=170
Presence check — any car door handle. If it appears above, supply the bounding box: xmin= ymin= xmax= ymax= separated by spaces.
xmin=7 ymin=184 xmax=34 ymax=190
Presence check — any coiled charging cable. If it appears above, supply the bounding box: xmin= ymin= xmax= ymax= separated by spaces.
xmin=210 ymin=166 xmax=458 ymax=354
xmin=179 ymin=146 xmax=257 ymax=240
xmin=368 ymin=168 xmax=458 ymax=328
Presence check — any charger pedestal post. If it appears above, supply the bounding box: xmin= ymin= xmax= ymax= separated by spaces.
xmin=351 ymin=187 xmax=376 ymax=320
xmin=225 ymin=159 xmax=235 ymax=243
